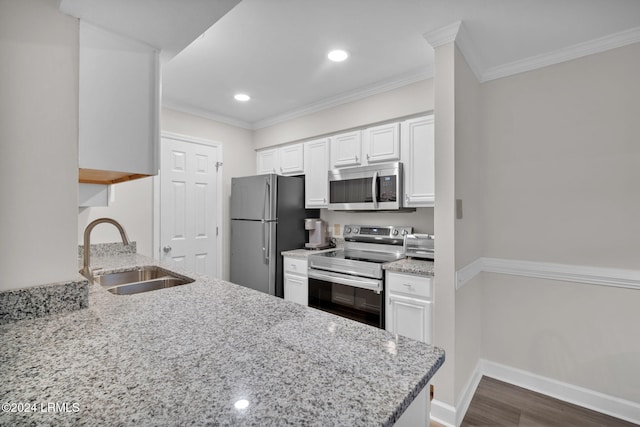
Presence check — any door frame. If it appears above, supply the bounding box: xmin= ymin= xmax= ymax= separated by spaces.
xmin=153 ymin=131 xmax=224 ymax=278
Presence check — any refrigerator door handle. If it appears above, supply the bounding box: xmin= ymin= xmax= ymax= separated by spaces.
xmin=264 ymin=178 xmax=271 ymax=220
xmin=262 ymin=220 xmax=268 ymax=262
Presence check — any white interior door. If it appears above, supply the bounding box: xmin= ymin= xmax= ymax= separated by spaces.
xmin=160 ymin=135 xmax=222 ymax=277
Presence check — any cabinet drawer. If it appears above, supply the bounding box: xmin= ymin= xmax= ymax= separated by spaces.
xmin=386 ymin=272 xmax=432 ymax=299
xmin=284 ymin=257 xmax=308 ymax=276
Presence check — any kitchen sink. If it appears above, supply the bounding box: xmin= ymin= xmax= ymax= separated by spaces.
xmin=83 ymin=266 xmax=195 ymax=295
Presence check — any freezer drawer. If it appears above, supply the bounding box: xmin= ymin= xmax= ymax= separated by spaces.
xmin=230 ymin=219 xmax=276 ymax=295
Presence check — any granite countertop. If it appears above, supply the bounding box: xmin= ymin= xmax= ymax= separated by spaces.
xmin=383 ymin=258 xmax=435 ymax=276
xmin=0 ymin=253 xmax=444 ymax=426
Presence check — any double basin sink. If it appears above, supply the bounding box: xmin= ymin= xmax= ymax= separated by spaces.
xmin=83 ymin=266 xmax=194 ymax=295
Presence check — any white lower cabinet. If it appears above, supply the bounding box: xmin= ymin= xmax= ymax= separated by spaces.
xmin=386 ymin=270 xmax=433 ymax=427
xmin=385 ymin=271 xmax=433 ymax=344
xmin=283 ymin=256 xmax=308 ymax=306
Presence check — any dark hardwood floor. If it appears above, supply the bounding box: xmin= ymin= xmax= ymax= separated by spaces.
xmin=432 ymin=376 xmax=638 ymax=427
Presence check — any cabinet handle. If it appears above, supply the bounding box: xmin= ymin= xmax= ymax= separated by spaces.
xmin=355 ymin=155 xmax=359 ymax=162
xmin=405 ymin=194 xmax=409 ymax=202
xmin=323 ymin=198 xmax=327 ymax=203
xmin=366 ymin=153 xmax=370 ymax=160
xmin=403 ymin=283 xmax=414 ymax=291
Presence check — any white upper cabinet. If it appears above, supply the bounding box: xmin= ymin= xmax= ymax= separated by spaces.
xmin=401 ymin=115 xmax=435 ymax=207
xmin=257 ymin=148 xmax=279 ymax=175
xmin=304 ymin=138 xmax=330 ymax=208
xmin=78 ymin=22 xmax=160 ymax=184
xmin=256 ymin=143 xmax=304 ymax=176
xmin=279 ymin=143 xmax=305 ymax=175
xmin=363 ymin=122 xmax=401 ymax=164
xmin=330 ymin=131 xmax=362 ymax=168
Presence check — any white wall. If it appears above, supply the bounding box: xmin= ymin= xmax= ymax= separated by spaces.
xmin=478 ymin=43 xmax=640 ymax=403
xmin=453 ymin=46 xmax=484 ymax=401
xmin=253 ymin=79 xmax=434 ymax=149
xmin=0 ymin=0 xmax=79 ymax=291
xmin=78 ymin=178 xmax=154 ymax=257
xmin=431 ymin=42 xmax=458 ymax=407
xmin=161 ymin=107 xmax=255 ymax=280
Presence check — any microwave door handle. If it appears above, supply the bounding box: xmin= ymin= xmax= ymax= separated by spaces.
xmin=371 ymin=171 xmax=378 ymax=208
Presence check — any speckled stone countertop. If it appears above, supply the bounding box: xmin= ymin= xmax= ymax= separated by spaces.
xmin=383 ymin=258 xmax=435 ymax=276
xmin=0 ymin=253 xmax=444 ymax=426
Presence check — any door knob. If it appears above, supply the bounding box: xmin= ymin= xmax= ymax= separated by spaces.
xmin=163 ymin=245 xmax=172 ymax=253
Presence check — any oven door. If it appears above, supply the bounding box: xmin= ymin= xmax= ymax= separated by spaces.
xmin=308 ymin=269 xmax=384 ymax=329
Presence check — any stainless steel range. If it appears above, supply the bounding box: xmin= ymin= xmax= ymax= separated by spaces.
xmin=307 ymin=224 xmax=413 ymax=328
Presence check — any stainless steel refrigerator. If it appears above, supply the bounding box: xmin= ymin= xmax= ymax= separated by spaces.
xmin=230 ymin=174 xmax=317 ymax=298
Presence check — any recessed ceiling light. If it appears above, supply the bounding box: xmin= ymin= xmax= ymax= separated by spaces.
xmin=234 ymin=93 xmax=251 ymax=102
xmin=328 ymin=49 xmax=349 ymax=62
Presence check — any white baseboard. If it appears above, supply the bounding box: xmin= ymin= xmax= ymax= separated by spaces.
xmin=481 ymin=360 xmax=640 ymax=425
xmin=430 ymin=398 xmax=456 ymax=427
xmin=432 ymin=359 xmax=640 ymax=426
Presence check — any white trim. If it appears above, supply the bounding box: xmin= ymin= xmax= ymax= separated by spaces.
xmin=423 ymin=21 xmax=462 ymax=49
xmin=455 ymin=257 xmax=640 ymax=291
xmin=156 ymin=132 xmax=225 ymax=279
xmin=481 ymin=360 xmax=640 ymax=425
xmin=163 ymin=69 xmax=433 ymax=131
xmin=162 ymin=101 xmax=254 ymax=130
xmin=481 ymin=26 xmax=640 ymax=82
xmin=444 ymin=359 xmax=640 ymax=426
xmin=454 ymin=361 xmax=484 ymax=426
xmin=430 ymin=399 xmax=456 ymax=427
xmin=453 ymin=22 xmax=484 ymax=83
xmin=455 ymin=258 xmax=484 ymax=290
xmin=252 ymin=68 xmax=433 ymax=129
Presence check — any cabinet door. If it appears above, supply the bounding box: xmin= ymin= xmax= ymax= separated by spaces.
xmin=401 ymin=116 xmax=435 ymax=207
xmin=79 ymin=22 xmax=159 ymax=180
xmin=257 ymin=148 xmax=279 ymax=175
xmin=304 ymin=138 xmax=330 ymax=208
xmin=363 ymin=122 xmax=400 ymax=164
xmin=386 ymin=293 xmax=432 ymax=344
xmin=284 ymin=273 xmax=308 ymax=306
xmin=279 ymin=143 xmax=304 ymax=175
xmin=330 ymin=131 xmax=362 ymax=168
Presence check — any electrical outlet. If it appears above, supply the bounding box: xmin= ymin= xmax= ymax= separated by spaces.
xmin=333 ymin=224 xmax=341 ymax=236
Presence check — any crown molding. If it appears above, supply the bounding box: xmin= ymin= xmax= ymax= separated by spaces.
xmin=481 ymin=26 xmax=640 ymax=82
xmin=163 ymin=69 xmax=433 ymax=131
xmin=423 ymin=21 xmax=461 ymax=49
xmin=252 ymin=68 xmax=433 ymax=130
xmin=161 ymin=100 xmax=254 ymax=130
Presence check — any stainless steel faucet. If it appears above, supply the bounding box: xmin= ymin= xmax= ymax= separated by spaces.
xmin=82 ymin=218 xmax=130 ymax=278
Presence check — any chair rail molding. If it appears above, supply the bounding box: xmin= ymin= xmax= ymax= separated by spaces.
xmin=456 ymin=257 xmax=640 ymax=291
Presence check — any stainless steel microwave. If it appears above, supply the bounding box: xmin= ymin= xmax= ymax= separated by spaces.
xmin=328 ymin=162 xmax=406 ymax=211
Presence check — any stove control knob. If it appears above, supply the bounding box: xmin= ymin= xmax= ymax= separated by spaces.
xmin=392 ymin=229 xmax=399 ymax=236
xmin=402 ymin=229 xmax=409 ymax=236
xmin=353 ymin=228 xmax=359 ymax=234
xmin=345 ymin=227 xmax=351 ymax=234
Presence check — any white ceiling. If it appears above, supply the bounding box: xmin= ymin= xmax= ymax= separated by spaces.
xmin=62 ymin=0 xmax=640 ymax=129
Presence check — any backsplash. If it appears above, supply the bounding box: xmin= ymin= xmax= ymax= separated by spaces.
xmin=77 ymin=241 xmax=137 ymax=259
xmin=320 ymin=208 xmax=434 ymax=237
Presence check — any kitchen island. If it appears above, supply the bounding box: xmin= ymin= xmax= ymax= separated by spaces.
xmin=0 ymin=253 xmax=444 ymax=426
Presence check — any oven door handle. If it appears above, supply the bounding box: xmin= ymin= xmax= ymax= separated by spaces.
xmin=308 ymin=269 xmax=383 ymax=293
